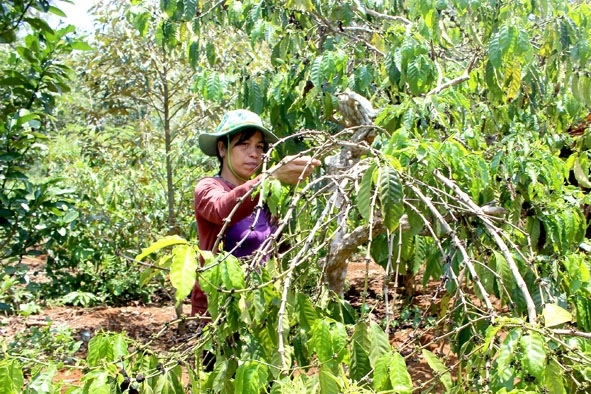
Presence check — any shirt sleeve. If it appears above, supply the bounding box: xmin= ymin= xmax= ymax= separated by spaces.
xmin=194 ymin=176 xmax=261 ymax=226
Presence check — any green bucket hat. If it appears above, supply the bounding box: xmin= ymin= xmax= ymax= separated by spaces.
xmin=199 ymin=109 xmax=279 ymax=156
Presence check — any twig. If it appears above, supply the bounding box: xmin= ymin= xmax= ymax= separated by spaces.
xmin=433 ymin=169 xmax=537 ymax=324
xmin=427 ymin=56 xmax=480 ymax=96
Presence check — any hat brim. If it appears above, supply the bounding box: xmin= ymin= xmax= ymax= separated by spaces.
xmin=199 ymin=124 xmax=279 ymax=156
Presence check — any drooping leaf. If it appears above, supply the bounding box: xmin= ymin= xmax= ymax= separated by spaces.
xmin=87 ymin=334 xmax=115 ymax=367
xmin=235 ymin=362 xmax=269 ymax=394
xmin=286 ymin=0 xmax=315 ymax=12
xmin=357 ymin=163 xmax=376 ymax=221
xmin=489 ymin=33 xmax=502 ymax=69
xmin=111 ymin=333 xmax=129 ymax=360
xmin=573 ymin=157 xmax=591 ymax=188
xmin=389 ymin=351 xmax=412 ymax=393
xmin=422 ymin=349 xmax=453 ymax=390
xmin=495 ymin=328 xmax=521 ymax=382
xmin=311 ymin=318 xmax=347 ymax=364
xmin=373 ymin=353 xmax=391 ymax=391
xmin=505 ymin=59 xmax=521 ymax=100
xmin=205 ymin=71 xmax=222 ymax=100
xmin=544 ymin=359 xmax=566 ymax=394
xmin=350 ymin=322 xmax=371 ymax=381
xmin=493 ymin=251 xmax=515 ymax=302
xmin=520 ymin=332 xmax=547 ymax=382
xmin=319 ymin=366 xmax=339 ymax=394
xmin=368 ymin=321 xmax=391 ymax=367
xmin=310 ymin=57 xmax=323 ymax=87
xmin=188 ymin=39 xmax=199 ymax=68
xmin=296 ymin=293 xmax=318 ymax=331
xmin=183 ymin=0 xmax=198 ymax=20
xmin=170 ymin=244 xmax=198 ymax=305
xmin=378 ymin=164 xmax=404 ymax=232
xmin=221 ymin=253 xmax=245 ymax=291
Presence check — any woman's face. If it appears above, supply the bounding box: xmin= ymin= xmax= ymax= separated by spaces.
xmin=219 ymin=130 xmax=265 ymax=184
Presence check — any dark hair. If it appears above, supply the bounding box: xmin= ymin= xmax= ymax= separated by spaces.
xmin=215 ymin=128 xmax=269 ymax=170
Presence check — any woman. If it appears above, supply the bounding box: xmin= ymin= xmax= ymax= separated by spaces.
xmin=191 ymin=109 xmax=321 ymax=317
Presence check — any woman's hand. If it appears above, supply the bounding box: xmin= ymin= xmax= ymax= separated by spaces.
xmin=271 ymin=155 xmax=322 ymax=185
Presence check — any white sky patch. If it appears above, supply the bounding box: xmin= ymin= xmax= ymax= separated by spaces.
xmin=47 ymin=1 xmax=96 ymax=33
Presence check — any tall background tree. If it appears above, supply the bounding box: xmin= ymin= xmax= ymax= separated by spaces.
xmin=81 ymin=0 xmax=205 ymax=234
xmin=0 ymin=1 xmax=87 ymax=266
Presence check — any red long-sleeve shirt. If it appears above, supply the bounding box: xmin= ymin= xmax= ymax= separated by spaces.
xmin=191 ymin=175 xmax=261 ymax=316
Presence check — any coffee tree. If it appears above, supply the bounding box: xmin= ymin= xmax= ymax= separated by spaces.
xmin=129 ymin=0 xmax=591 ymax=393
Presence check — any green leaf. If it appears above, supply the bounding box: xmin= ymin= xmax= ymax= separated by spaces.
xmin=221 ymin=254 xmax=245 ymax=291
xmin=311 ymin=318 xmax=347 ymax=364
xmin=286 ymin=0 xmax=315 ymax=12
xmin=575 ymin=297 xmax=591 ymax=331
xmin=319 ymin=366 xmax=339 ymax=394
xmin=0 ymin=360 xmax=24 ymax=394
xmin=378 ymin=164 xmax=404 ymax=232
xmin=357 ymin=163 xmax=376 ymax=221
xmin=543 ymin=304 xmax=572 ymax=327
xmin=183 ymin=0 xmax=198 ymax=19
xmin=15 ymin=113 xmax=39 ymax=127
xmin=368 ymin=321 xmax=391 ymax=367
xmin=235 ymin=361 xmax=268 ymax=394
xmin=389 ymin=351 xmax=412 ymax=393
xmin=373 ymin=353 xmax=391 ymax=391
xmin=62 ymin=209 xmax=79 ymax=223
xmin=111 ymin=333 xmax=129 ymax=360
xmin=350 ymin=323 xmax=371 ymax=381
xmin=135 ymin=235 xmax=188 ymax=261
xmin=520 ymin=332 xmax=546 ymax=382
xmin=0 ymin=152 xmax=22 ymax=162
xmin=544 ymin=359 xmax=566 ymax=394
xmin=296 ymin=293 xmax=318 ymax=331
xmin=489 ymin=34 xmax=502 ymax=69
xmin=48 ymin=5 xmax=67 ymax=18
xmin=422 ymin=349 xmax=453 ymax=390
xmin=170 ymin=245 xmax=198 ymax=305
xmin=87 ymin=334 xmax=114 ymax=367
xmin=24 ymin=17 xmax=54 ymax=34
xmin=70 ymin=41 xmax=95 ymax=51
xmin=496 ymin=328 xmax=521 ymax=381
xmin=26 ymin=364 xmax=57 ymax=393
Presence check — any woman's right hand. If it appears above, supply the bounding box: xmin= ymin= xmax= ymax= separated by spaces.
xmin=271 ymin=155 xmax=321 ymax=185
